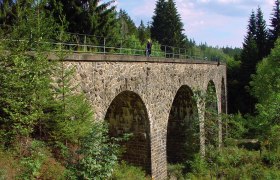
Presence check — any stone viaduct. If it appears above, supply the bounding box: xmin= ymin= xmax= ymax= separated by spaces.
xmin=63 ymin=54 xmax=227 ymax=179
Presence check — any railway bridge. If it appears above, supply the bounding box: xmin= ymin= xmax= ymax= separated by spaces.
xmin=63 ymin=53 xmax=227 ymax=179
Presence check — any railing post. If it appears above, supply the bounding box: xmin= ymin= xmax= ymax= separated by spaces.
xmin=172 ymin=47 xmax=174 ymax=58
xmin=59 ymin=32 xmax=62 ymax=51
xmin=83 ymin=35 xmax=86 ymax=52
xmin=134 ymin=41 xmax=136 ymax=55
xmin=103 ymin=37 xmax=106 ymax=54
xmin=165 ymin=45 xmax=167 ymax=58
xmin=120 ymin=39 xmax=122 ymax=54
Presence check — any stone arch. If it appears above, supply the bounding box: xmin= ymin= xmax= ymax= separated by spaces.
xmin=166 ymin=85 xmax=199 ymax=169
xmin=104 ymin=91 xmax=151 ymax=173
xmin=205 ymin=80 xmax=219 ymax=149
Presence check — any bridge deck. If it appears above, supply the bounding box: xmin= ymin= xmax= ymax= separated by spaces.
xmin=60 ymin=53 xmax=225 ymax=65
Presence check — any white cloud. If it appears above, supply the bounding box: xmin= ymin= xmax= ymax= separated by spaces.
xmin=118 ymin=0 xmax=275 ymax=47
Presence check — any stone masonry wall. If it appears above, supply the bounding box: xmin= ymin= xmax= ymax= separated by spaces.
xmin=63 ymin=54 xmax=227 ymax=180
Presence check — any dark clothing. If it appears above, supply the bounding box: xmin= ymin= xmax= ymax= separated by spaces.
xmin=146 ymin=42 xmax=152 ymax=56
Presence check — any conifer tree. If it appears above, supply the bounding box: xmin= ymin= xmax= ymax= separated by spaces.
xmin=118 ymin=9 xmax=137 ymax=38
xmin=0 ymin=0 xmax=15 ymax=28
xmin=0 ymin=0 xmax=94 ymax=147
xmin=137 ymin=20 xmax=150 ymax=45
xmin=0 ymin=0 xmax=60 ymax=144
xmin=151 ymin=0 xmax=185 ymax=47
xmin=269 ymin=0 xmax=280 ymax=49
xmin=49 ymin=0 xmax=119 ymax=38
xmin=151 ymin=0 xmax=166 ymax=44
xmin=255 ymin=7 xmax=269 ymax=60
xmin=239 ymin=10 xmax=258 ymax=114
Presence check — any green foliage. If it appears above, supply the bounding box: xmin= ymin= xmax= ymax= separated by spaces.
xmin=2 ymin=140 xmax=66 ymax=180
xmin=74 ymin=123 xmax=120 ymax=180
xmin=249 ymin=38 xmax=280 ymax=142
xmin=118 ymin=9 xmax=137 ymax=38
xmin=18 ymin=141 xmax=49 ymax=179
xmin=48 ymin=64 xmax=94 ymax=144
xmin=111 ymin=161 xmax=149 ymax=180
xmin=186 ymin=146 xmax=280 ymax=179
xmin=137 ymin=20 xmax=150 ymax=45
xmin=0 ymin=148 xmax=18 ymax=179
xmin=268 ymin=0 xmax=280 ymax=50
xmin=186 ymin=154 xmax=209 ymax=178
xmin=0 ymin=0 xmax=60 ymax=144
xmin=256 ymin=7 xmax=269 ymax=59
xmin=151 ymin=0 xmax=185 ymax=47
xmin=223 ymin=113 xmax=246 ymax=139
xmin=238 ymin=7 xmax=270 ymax=114
xmin=50 ymin=0 xmax=121 ymax=42
xmin=205 ymin=82 xmax=219 ymax=147
xmin=167 ymin=164 xmax=185 ymax=180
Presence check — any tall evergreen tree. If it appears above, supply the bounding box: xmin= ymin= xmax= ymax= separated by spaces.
xmin=118 ymin=9 xmax=137 ymax=38
xmin=137 ymin=20 xmax=150 ymax=44
xmin=255 ymin=7 xmax=269 ymax=60
xmin=151 ymin=0 xmax=185 ymax=47
xmin=0 ymin=0 xmax=60 ymax=144
xmin=239 ymin=10 xmax=259 ymax=114
xmin=151 ymin=0 xmax=166 ymax=44
xmin=49 ymin=0 xmax=119 ymax=38
xmin=269 ymin=0 xmax=280 ymax=49
xmin=0 ymin=0 xmax=15 ymax=27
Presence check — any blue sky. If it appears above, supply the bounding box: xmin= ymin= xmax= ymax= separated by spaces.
xmin=113 ymin=0 xmax=275 ymax=47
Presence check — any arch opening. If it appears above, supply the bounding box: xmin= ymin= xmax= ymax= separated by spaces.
xmin=205 ymin=81 xmax=219 ymax=149
xmin=167 ymin=85 xmax=199 ymax=170
xmin=104 ymin=91 xmax=151 ymax=174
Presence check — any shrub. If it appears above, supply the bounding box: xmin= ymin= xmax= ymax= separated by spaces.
xmin=110 ymin=161 xmax=149 ymax=180
xmin=167 ymin=164 xmax=185 ymax=180
xmin=17 ymin=140 xmax=66 ymax=179
xmin=39 ymin=156 xmax=66 ymax=180
xmin=0 ymin=149 xmax=18 ymax=180
xmin=74 ymin=123 xmax=120 ymax=179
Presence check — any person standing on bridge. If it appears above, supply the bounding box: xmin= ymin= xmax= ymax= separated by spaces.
xmin=146 ymin=39 xmax=152 ymax=57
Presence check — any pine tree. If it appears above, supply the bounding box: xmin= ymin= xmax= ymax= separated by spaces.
xmin=239 ymin=10 xmax=259 ymax=114
xmin=255 ymin=7 xmax=269 ymax=60
xmin=0 ymin=0 xmax=94 ymax=147
xmin=151 ymin=0 xmax=185 ymax=47
xmin=151 ymin=0 xmax=166 ymax=44
xmin=269 ymin=0 xmax=280 ymax=49
xmin=137 ymin=20 xmax=150 ymax=44
xmin=0 ymin=0 xmax=15 ymax=28
xmin=165 ymin=0 xmax=185 ymax=47
xmin=49 ymin=0 xmax=119 ymax=37
xmin=118 ymin=9 xmax=137 ymax=38
xmin=0 ymin=0 xmax=60 ymax=143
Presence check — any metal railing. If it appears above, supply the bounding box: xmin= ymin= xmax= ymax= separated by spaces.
xmin=0 ymin=31 xmax=219 ymax=62
xmin=51 ymin=32 xmax=208 ymax=60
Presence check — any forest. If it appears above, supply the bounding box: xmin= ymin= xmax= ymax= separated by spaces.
xmin=0 ymin=0 xmax=279 ymax=179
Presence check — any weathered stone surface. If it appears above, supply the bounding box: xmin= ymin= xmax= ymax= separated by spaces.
xmin=63 ymin=54 xmax=227 ymax=180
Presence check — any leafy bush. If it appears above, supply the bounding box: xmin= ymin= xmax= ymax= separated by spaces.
xmin=74 ymin=123 xmax=120 ymax=179
xmin=110 ymin=161 xmax=149 ymax=180
xmin=0 ymin=149 xmax=18 ymax=180
xmin=167 ymin=164 xmax=185 ymax=180
xmin=18 ymin=140 xmax=66 ymax=179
